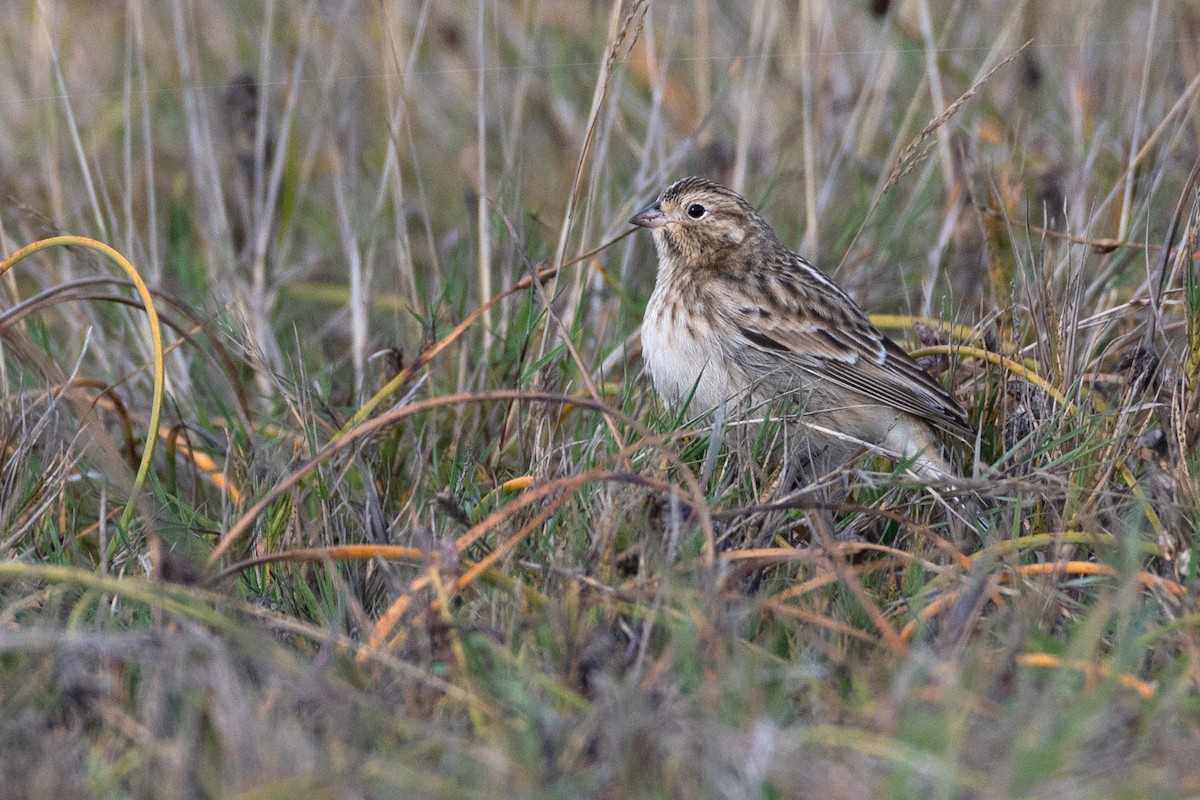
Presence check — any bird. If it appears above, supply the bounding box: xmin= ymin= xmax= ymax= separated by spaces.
xmin=629 ymin=176 xmax=970 ymax=480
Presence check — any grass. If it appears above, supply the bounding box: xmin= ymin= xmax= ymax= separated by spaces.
xmin=2 ymin=1 xmax=1199 ymax=798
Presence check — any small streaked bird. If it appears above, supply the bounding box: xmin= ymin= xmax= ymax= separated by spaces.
xmin=630 ymin=176 xmax=970 ymax=479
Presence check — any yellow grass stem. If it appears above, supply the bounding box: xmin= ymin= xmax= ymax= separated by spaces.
xmin=0 ymin=236 xmax=164 ymax=533
xmin=907 ymin=342 xmax=1073 ymax=410
xmin=912 ymin=342 xmax=1166 ymax=537
xmin=868 ymin=313 xmax=984 ymax=344
xmin=0 ymin=561 xmax=235 ymax=633
xmin=282 ymin=281 xmax=411 ymax=314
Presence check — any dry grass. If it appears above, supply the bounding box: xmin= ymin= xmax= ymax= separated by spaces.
xmin=2 ymin=1 xmax=1199 ymax=798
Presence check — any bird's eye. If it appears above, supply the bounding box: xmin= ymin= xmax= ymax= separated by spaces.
xmin=686 ymin=203 xmax=707 ymax=219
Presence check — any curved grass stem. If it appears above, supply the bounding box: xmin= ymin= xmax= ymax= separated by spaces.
xmin=0 ymin=235 xmax=165 ymax=533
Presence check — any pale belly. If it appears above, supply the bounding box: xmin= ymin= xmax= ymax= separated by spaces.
xmin=640 ymin=288 xmax=734 ymax=413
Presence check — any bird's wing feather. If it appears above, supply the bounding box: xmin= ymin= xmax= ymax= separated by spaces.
xmin=725 ymin=261 xmax=971 ymax=436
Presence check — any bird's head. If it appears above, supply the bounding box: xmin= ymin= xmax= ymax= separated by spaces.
xmin=629 ymin=177 xmax=772 ymax=271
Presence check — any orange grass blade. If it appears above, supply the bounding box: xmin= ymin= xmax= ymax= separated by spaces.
xmin=1017 ymin=652 xmax=1157 ymax=699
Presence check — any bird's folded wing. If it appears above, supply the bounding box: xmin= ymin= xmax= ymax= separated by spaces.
xmin=735 ymin=309 xmax=971 ymax=436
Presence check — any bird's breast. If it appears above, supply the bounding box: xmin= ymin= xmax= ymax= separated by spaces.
xmin=641 ymin=281 xmax=734 ymax=413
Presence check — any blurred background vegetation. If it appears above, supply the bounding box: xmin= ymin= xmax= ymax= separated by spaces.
xmin=1 ymin=1 xmax=1199 ymax=798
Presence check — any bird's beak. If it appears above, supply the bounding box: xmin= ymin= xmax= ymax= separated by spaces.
xmin=629 ymin=203 xmax=668 ymax=229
